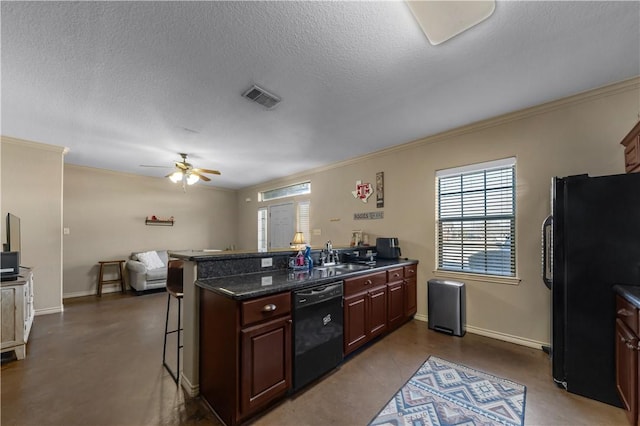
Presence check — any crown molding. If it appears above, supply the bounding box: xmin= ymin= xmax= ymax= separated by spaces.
xmin=1 ymin=135 xmax=69 ymax=154
xmin=241 ymin=76 xmax=640 ymax=192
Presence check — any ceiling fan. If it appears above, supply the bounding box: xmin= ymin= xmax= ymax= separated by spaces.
xmin=141 ymin=153 xmax=221 ymax=188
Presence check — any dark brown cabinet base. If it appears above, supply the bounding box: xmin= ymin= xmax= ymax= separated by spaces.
xmin=343 ymin=262 xmax=418 ymax=357
xmin=200 ymin=289 xmax=291 ymax=426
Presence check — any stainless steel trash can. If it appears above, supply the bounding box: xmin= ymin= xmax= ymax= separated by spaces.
xmin=427 ymin=279 xmax=466 ymax=336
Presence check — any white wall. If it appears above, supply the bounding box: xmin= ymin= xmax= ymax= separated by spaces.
xmin=1 ymin=137 xmax=66 ymax=315
xmin=63 ymin=165 xmax=238 ymax=298
xmin=236 ymin=78 xmax=640 ymax=348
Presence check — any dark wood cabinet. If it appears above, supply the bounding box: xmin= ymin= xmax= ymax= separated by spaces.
xmin=343 ymin=262 xmax=418 ymax=356
xmin=404 ymin=265 xmax=417 ymax=318
xmin=343 ymin=271 xmax=387 ymax=356
xmin=368 ymin=285 xmax=388 ymax=338
xmin=344 ymin=292 xmax=367 ymax=354
xmin=240 ymin=316 xmax=291 ymax=415
xmin=387 ymin=280 xmax=405 ymax=330
xmin=615 ymin=294 xmax=639 ymax=425
xmin=621 ymin=121 xmax=640 ymax=173
xmin=200 ymin=289 xmax=291 ymax=426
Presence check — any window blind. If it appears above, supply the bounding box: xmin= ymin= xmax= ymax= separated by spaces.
xmin=437 ymin=159 xmax=516 ymax=277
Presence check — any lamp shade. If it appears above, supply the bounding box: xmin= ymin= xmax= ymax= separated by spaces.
xmin=169 ymin=170 xmax=184 ymax=183
xmin=291 ymin=231 xmax=306 ymax=248
xmin=186 ymin=173 xmax=199 ymax=185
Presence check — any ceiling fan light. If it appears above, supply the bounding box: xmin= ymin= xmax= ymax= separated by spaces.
xmin=169 ymin=171 xmax=183 ymax=183
xmin=186 ymin=173 xmax=199 ymax=185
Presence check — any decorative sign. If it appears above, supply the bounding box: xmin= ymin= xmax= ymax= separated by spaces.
xmin=376 ymin=171 xmax=384 ymax=208
xmin=352 ymin=180 xmax=373 ymax=203
xmin=354 ymin=211 xmax=384 ymax=220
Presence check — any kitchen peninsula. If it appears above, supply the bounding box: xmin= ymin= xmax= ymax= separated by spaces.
xmin=169 ymin=248 xmax=418 ymax=425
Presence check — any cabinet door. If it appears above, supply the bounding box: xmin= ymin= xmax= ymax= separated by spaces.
xmin=344 ymin=293 xmax=367 ymax=355
xmin=404 ymin=276 xmax=417 ymax=318
xmin=615 ymin=319 xmax=637 ymax=425
xmin=368 ymin=285 xmax=388 ymax=339
xmin=387 ymin=281 xmax=404 ymax=330
xmin=1 ymin=288 xmax=17 ymax=345
xmin=240 ymin=315 xmax=291 ymax=418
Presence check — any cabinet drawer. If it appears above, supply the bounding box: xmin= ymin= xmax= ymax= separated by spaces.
xmin=387 ymin=267 xmax=404 ymax=282
xmin=241 ymin=292 xmax=291 ymax=327
xmin=404 ymin=264 xmax=417 ymax=278
xmin=344 ymin=271 xmax=386 ymax=296
xmin=616 ymin=295 xmax=638 ymax=335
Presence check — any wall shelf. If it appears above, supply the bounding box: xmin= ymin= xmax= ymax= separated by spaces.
xmin=145 ymin=219 xmax=174 ymax=226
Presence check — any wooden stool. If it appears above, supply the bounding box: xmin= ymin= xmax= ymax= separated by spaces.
xmin=163 ymin=260 xmax=184 ymax=384
xmin=97 ymin=260 xmax=126 ymax=297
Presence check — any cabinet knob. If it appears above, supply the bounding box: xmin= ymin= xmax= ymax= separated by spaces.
xmin=393 ymin=273 xmax=400 ymax=278
xmin=262 ymin=304 xmax=277 ymax=312
xmin=365 ymin=279 xmax=372 ymax=285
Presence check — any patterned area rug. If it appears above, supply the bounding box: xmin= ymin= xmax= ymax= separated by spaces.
xmin=369 ymin=356 xmax=526 ymax=426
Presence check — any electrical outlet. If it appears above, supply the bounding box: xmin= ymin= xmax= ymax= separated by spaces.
xmin=261 ymin=258 xmax=273 ymax=267
xmin=63 ymin=227 xmax=70 ymax=235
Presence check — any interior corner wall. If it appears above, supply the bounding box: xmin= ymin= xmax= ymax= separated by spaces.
xmin=1 ymin=137 xmax=65 ymax=315
xmin=63 ymin=165 xmax=238 ymax=298
xmin=235 ymin=78 xmax=640 ymax=347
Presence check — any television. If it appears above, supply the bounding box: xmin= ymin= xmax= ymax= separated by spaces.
xmin=6 ymin=213 xmax=21 ymax=254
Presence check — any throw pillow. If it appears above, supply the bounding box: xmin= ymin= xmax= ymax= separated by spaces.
xmin=137 ymin=251 xmax=165 ymax=270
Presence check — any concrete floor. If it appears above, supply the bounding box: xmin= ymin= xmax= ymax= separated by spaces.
xmin=1 ymin=291 xmax=627 ymax=425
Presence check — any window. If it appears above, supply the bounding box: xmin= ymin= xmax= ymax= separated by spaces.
xmin=297 ymin=201 xmax=310 ymax=246
xmin=259 ymin=181 xmax=311 ymax=202
xmin=436 ymin=158 xmax=516 ymax=277
xmin=257 ymin=208 xmax=268 ymax=252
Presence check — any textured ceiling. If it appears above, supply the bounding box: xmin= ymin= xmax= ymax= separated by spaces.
xmin=2 ymin=1 xmax=639 ymax=189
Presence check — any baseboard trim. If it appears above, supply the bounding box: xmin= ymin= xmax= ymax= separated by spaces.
xmin=180 ymin=372 xmax=199 ymax=397
xmin=35 ymin=306 xmax=64 ymax=316
xmin=64 ymin=284 xmax=125 ymax=299
xmin=464 ymin=325 xmax=547 ymax=350
xmin=414 ymin=316 xmax=547 ymax=350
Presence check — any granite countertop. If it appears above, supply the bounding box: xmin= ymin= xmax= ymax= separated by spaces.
xmin=614 ymin=284 xmax=640 ymax=308
xmin=196 ymin=259 xmax=418 ymax=300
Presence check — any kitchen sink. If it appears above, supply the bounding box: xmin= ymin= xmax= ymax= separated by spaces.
xmin=314 ymin=263 xmax=372 ymax=272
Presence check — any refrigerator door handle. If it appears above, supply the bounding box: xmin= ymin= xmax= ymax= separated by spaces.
xmin=542 ymin=215 xmax=553 ymax=289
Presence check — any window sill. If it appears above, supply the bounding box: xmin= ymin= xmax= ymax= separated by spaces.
xmin=432 ymin=270 xmax=521 ymax=286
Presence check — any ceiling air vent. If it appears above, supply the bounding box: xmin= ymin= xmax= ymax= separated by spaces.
xmin=242 ymin=85 xmax=281 ymax=109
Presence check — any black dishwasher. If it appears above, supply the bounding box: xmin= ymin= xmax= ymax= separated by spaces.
xmin=292 ymin=281 xmax=343 ymax=392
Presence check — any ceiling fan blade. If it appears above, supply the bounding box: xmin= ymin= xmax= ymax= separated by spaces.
xmin=193 ymin=168 xmax=221 ymax=175
xmin=191 ymin=171 xmax=211 ymax=182
xmin=175 ymin=162 xmax=189 ymax=170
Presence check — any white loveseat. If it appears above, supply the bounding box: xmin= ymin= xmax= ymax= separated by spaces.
xmin=126 ymin=250 xmax=169 ymax=293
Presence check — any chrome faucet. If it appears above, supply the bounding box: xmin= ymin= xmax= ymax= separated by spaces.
xmin=323 ymin=241 xmax=339 ymax=265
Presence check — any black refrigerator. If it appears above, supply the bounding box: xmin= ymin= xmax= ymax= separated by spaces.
xmin=542 ymin=172 xmax=640 ymax=407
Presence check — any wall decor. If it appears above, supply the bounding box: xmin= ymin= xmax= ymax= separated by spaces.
xmin=352 ymin=180 xmax=373 ymax=203
xmin=145 ymin=215 xmax=175 ymax=226
xmin=376 ymin=171 xmax=384 ymax=208
xmin=354 ymin=211 xmax=384 ymax=220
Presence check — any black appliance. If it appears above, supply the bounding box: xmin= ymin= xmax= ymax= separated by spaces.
xmin=376 ymin=237 xmax=401 ymax=259
xmin=541 ymin=173 xmax=640 ymax=407
xmin=292 ymin=281 xmax=343 ymax=392
xmin=0 ymin=251 xmax=20 ymax=281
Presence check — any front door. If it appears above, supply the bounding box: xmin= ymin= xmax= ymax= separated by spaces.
xmin=268 ymin=203 xmax=294 ymax=249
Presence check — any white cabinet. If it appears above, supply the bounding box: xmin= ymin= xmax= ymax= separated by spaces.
xmin=1 ymin=268 xmax=34 ymax=359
